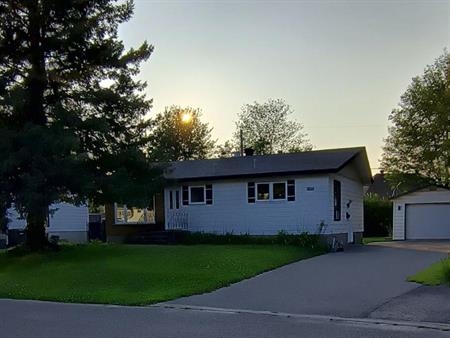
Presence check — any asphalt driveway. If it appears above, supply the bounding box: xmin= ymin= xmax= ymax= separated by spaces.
xmin=167 ymin=246 xmax=446 ymax=319
xmin=368 ymin=240 xmax=450 ymax=253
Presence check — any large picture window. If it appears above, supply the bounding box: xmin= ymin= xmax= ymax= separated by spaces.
xmin=114 ymin=198 xmax=155 ymax=224
xmin=189 ymin=186 xmax=206 ymax=204
xmin=254 ymin=182 xmax=288 ymax=201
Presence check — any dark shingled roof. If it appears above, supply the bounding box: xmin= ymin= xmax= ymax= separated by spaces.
xmin=366 ymin=171 xmax=393 ymax=198
xmin=164 ymin=147 xmax=371 ymax=183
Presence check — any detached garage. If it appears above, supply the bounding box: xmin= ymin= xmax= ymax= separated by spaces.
xmin=6 ymin=203 xmax=89 ymax=244
xmin=392 ymin=186 xmax=450 ymax=240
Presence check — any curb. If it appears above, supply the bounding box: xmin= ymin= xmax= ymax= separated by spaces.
xmin=154 ymin=303 xmax=450 ymax=332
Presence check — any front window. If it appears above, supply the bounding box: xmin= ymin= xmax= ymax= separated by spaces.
xmin=114 ymin=198 xmax=155 ymax=224
xmin=189 ymin=186 xmax=205 ymax=204
xmin=126 ymin=208 xmax=146 ymax=223
xmin=115 ymin=205 xmax=126 ymax=223
xmin=256 ymin=183 xmax=270 ymax=200
xmin=273 ymin=182 xmax=287 ymax=200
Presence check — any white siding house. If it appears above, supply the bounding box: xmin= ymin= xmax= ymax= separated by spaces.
xmin=162 ymin=147 xmax=371 ymax=246
xmin=6 ymin=203 xmax=89 ymax=243
xmin=392 ymin=187 xmax=450 ymax=240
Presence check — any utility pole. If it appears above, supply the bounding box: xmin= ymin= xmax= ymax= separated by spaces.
xmin=240 ymin=129 xmax=244 ymax=156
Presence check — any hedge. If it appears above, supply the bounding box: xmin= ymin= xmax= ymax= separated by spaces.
xmin=364 ymin=195 xmax=393 ymax=237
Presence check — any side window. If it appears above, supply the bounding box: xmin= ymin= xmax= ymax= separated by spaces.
xmin=189 ymin=186 xmax=206 ymax=204
xmin=169 ymin=191 xmax=173 ymax=210
xmin=250 ymin=181 xmax=293 ymax=202
xmin=175 ymin=190 xmax=180 ymax=209
xmin=256 ymin=183 xmax=270 ymax=201
xmin=273 ymin=182 xmax=286 ymax=200
xmin=333 ymin=180 xmax=341 ymax=221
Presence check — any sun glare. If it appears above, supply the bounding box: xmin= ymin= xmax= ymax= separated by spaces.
xmin=181 ymin=112 xmax=192 ymax=123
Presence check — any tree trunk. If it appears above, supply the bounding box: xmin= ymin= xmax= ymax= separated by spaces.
xmin=26 ymin=0 xmax=47 ymax=125
xmin=26 ymin=208 xmax=48 ymax=250
xmin=24 ymin=0 xmax=49 ymax=251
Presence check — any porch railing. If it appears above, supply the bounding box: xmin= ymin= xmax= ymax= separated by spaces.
xmin=167 ymin=210 xmax=189 ymax=231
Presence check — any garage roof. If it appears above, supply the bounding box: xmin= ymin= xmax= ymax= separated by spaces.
xmin=392 ymin=185 xmax=450 ymax=199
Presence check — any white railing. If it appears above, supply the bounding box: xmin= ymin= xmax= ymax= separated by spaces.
xmin=167 ymin=211 xmax=189 ymax=231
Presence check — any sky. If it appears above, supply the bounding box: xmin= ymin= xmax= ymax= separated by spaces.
xmin=119 ymin=0 xmax=450 ymax=171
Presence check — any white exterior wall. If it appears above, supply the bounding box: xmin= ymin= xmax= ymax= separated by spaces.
xmin=48 ymin=203 xmax=89 ymax=243
xmin=165 ymin=173 xmax=365 ymax=236
xmin=6 ymin=203 xmax=88 ymax=243
xmin=393 ymin=188 xmax=450 ymax=240
xmin=6 ymin=208 xmax=27 ymax=230
xmin=329 ymin=166 xmax=365 ymax=236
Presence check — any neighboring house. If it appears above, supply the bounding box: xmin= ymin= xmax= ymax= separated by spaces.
xmin=105 ymin=147 xmax=372 ymax=246
xmin=365 ymin=170 xmax=393 ymax=199
xmin=392 ymin=185 xmax=450 ymax=240
xmin=6 ymin=203 xmax=89 ymax=244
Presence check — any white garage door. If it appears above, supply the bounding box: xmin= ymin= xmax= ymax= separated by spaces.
xmin=405 ymin=203 xmax=450 ymax=239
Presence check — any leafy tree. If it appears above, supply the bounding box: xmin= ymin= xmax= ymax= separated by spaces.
xmin=0 ymin=0 xmax=162 ymax=250
xmin=214 ymin=140 xmax=239 ymax=158
xmin=234 ymin=99 xmax=312 ymax=155
xmin=147 ymin=106 xmax=216 ymax=161
xmin=381 ymin=51 xmax=450 ymax=188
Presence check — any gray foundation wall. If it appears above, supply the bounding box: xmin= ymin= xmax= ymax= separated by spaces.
xmin=320 ymin=231 xmax=363 ymax=249
xmin=353 ymin=232 xmax=363 ymax=245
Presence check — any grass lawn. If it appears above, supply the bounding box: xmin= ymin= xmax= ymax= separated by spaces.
xmin=408 ymin=257 xmax=450 ymax=286
xmin=0 ymin=244 xmax=325 ymax=305
xmin=363 ymin=236 xmax=392 ymax=245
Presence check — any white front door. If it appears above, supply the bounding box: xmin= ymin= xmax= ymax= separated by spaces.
xmin=167 ymin=189 xmax=188 ymax=230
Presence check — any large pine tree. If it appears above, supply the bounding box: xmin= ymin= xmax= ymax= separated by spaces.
xmin=0 ymin=0 xmax=162 ymax=249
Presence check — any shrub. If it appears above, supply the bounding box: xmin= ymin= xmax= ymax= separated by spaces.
xmin=443 ymin=261 xmax=450 ymax=285
xmin=364 ymin=195 xmax=393 ymax=237
xmin=179 ymin=231 xmax=325 ymax=249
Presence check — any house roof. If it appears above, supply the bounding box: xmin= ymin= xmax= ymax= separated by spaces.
xmin=366 ymin=171 xmax=393 ymax=198
xmin=164 ymin=147 xmax=372 ymax=184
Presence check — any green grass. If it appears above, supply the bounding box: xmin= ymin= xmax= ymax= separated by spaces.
xmin=0 ymin=244 xmax=325 ymax=305
xmin=408 ymin=257 xmax=450 ymax=286
xmin=363 ymin=236 xmax=392 ymax=244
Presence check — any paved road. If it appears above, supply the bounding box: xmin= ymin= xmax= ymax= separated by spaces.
xmin=168 ymin=246 xmax=445 ymax=318
xmin=0 ymin=299 xmax=449 ymax=338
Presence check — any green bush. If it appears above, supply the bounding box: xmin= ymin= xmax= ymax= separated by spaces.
xmin=444 ymin=263 xmax=450 ymax=285
xmin=364 ymin=195 xmax=393 ymax=237
xmin=179 ymin=231 xmax=325 ymax=249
